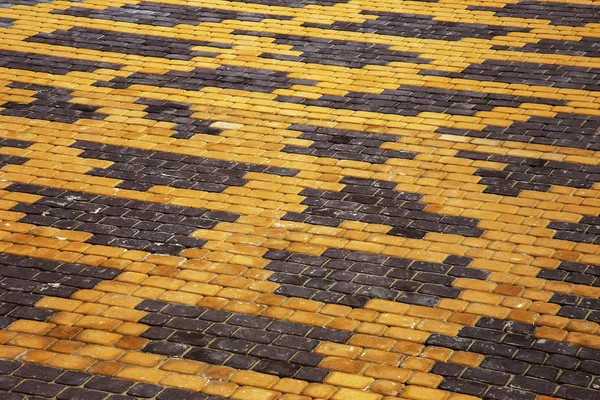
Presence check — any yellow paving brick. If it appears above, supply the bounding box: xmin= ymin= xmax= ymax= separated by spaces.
xmin=231 ymin=387 xmax=280 ymax=400
xmin=161 ymin=373 xmax=208 ymax=391
xmin=118 ymin=366 xmax=167 ymax=384
xmin=325 ymin=372 xmax=374 ymax=389
xmin=332 ymin=388 xmax=382 ymax=400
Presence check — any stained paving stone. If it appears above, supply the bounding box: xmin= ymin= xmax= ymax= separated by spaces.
xmin=422 ymin=60 xmax=600 ymax=91
xmin=136 ymin=299 xmax=333 ymax=381
xmin=6 ymin=183 xmax=240 ymax=256
xmin=430 ymin=317 xmax=600 ymax=399
xmin=0 ymin=82 xmax=106 ymax=124
xmin=27 ymin=27 xmax=232 ymax=60
xmin=233 ymin=30 xmax=431 ymax=67
xmin=302 ymin=10 xmax=529 ymax=40
xmin=468 ymin=1 xmax=600 ymax=27
xmin=0 ymin=359 xmax=224 ymax=399
xmin=275 ymin=85 xmax=566 ymax=117
xmin=283 ymin=176 xmax=483 ymax=238
xmin=281 ymin=124 xmax=415 ymax=163
xmin=0 ymin=49 xmax=121 ymax=75
xmin=71 ymin=140 xmax=299 ymax=192
xmin=54 ymin=2 xmax=292 ymax=26
xmin=436 ymin=113 xmax=600 ymax=151
xmin=265 ymin=249 xmax=481 ymax=307
xmin=95 ymin=64 xmax=317 ymax=92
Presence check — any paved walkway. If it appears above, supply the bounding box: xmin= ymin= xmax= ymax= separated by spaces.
xmin=0 ymin=0 xmax=599 ymax=399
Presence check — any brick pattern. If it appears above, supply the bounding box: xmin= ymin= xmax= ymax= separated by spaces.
xmin=0 ymin=0 xmax=599 ymax=399
xmin=469 ymin=1 xmax=600 ymax=27
xmin=7 ymin=183 xmax=239 ymax=255
xmin=27 ymin=27 xmax=232 ymax=60
xmin=282 ymin=124 xmax=416 ymax=164
xmin=234 ymin=30 xmax=431 ymax=68
xmin=137 ymin=300 xmax=336 ymax=381
xmin=283 ymin=177 xmax=483 ymax=238
xmin=457 ymin=150 xmax=600 ymax=196
xmin=97 ymin=65 xmax=317 ymax=92
xmin=275 ymin=85 xmax=566 ymax=117
xmin=303 ymin=10 xmax=529 ymax=40
xmin=429 ymin=317 xmax=600 ymax=400
xmin=0 ymin=49 xmax=121 ymax=75
xmin=0 ymin=83 xmax=106 ymax=124
xmin=72 ymin=140 xmax=298 ymax=192
xmin=436 ymin=113 xmax=600 ymax=150
xmin=265 ymin=249 xmax=481 ymax=307
xmin=136 ymin=99 xmax=222 ymax=139
xmin=54 ymin=2 xmax=292 ymax=26
xmin=0 ymin=359 xmax=223 ymax=399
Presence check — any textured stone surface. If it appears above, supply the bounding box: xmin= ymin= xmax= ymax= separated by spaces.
xmin=0 ymin=1 xmax=599 ymax=399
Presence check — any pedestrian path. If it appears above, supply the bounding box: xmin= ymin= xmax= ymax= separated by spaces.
xmin=0 ymin=1 xmax=599 ymax=399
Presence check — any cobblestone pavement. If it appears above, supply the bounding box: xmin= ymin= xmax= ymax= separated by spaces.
xmin=0 ymin=0 xmax=599 ymax=399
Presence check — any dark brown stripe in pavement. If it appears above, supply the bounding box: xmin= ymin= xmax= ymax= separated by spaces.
xmin=54 ymin=2 xmax=292 ymax=26
xmin=428 ymin=317 xmax=600 ymax=400
xmin=493 ymin=38 xmax=600 ymax=59
xmin=264 ymin=248 xmax=482 ymax=308
xmin=0 ymin=18 xmax=15 ymax=28
xmin=422 ymin=60 xmax=600 ymax=92
xmin=436 ymin=113 xmax=600 ymax=151
xmin=26 ymin=27 xmax=232 ymax=60
xmin=282 ymin=176 xmax=483 ymax=239
xmin=224 ymin=0 xmax=351 ymax=8
xmin=302 ymin=10 xmax=529 ymax=41
xmin=232 ymin=30 xmax=431 ymax=68
xmin=0 ymin=253 xmax=123 ymax=331
xmin=0 ymin=82 xmax=106 ymax=124
xmin=6 ymin=183 xmax=240 ymax=256
xmin=71 ymin=140 xmax=299 ymax=192
xmin=275 ymin=85 xmax=567 ymax=117
xmin=0 ymin=359 xmax=225 ymax=399
xmin=468 ymin=1 xmax=600 ymax=27
xmin=281 ymin=124 xmax=416 ymax=164
xmin=136 ymin=299 xmax=337 ymax=382
xmin=95 ymin=65 xmax=317 ymax=93
xmin=0 ymin=49 xmax=121 ymax=75
xmin=455 ymin=150 xmax=600 ymax=196
xmin=135 ymin=99 xmax=222 ymax=139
